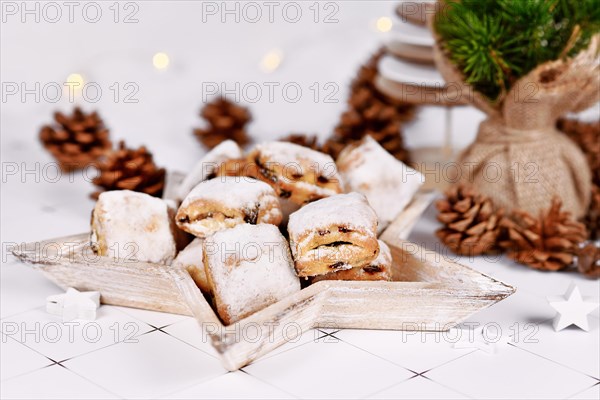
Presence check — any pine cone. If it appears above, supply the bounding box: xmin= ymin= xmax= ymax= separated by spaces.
xmin=323 ymin=49 xmax=415 ymax=162
xmin=557 ymin=118 xmax=600 ymax=187
xmin=557 ymin=118 xmax=600 ymax=240
xmin=321 ymin=136 xmax=348 ymax=160
xmin=194 ymin=98 xmax=251 ymax=149
xmin=92 ymin=141 xmax=166 ymax=199
xmin=39 ymin=107 xmax=111 ymax=171
xmin=576 ymin=241 xmax=600 ymax=279
xmin=280 ymin=134 xmax=320 ymax=151
xmin=499 ymin=197 xmax=587 ymax=271
xmin=585 ymin=185 xmax=600 ymax=240
xmin=435 ymin=185 xmax=504 ymax=256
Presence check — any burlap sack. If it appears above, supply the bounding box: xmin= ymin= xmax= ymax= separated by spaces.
xmin=432 ymin=31 xmax=599 ymax=218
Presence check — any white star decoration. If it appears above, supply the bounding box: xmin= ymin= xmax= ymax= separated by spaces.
xmin=547 ymin=283 xmax=599 ymax=332
xmin=46 ymin=288 xmax=100 ymax=322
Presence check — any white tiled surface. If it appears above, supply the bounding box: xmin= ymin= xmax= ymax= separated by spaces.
xmin=0 ymin=333 xmax=53 ymax=381
xmin=2 ymin=1 xmax=600 ymax=399
xmin=2 ymin=208 xmax=599 ymax=399
xmin=164 ymin=371 xmax=295 ymax=400
xmin=570 ymin=384 xmax=600 ymax=400
xmin=367 ymin=376 xmax=468 ymax=400
xmin=334 ymin=329 xmax=476 ymax=374
xmin=63 ymin=331 xmax=226 ymax=399
xmin=425 ymin=344 xmax=597 ymax=400
xmin=244 ymin=339 xmax=414 ymax=399
xmin=0 ymin=365 xmax=118 ymax=400
xmin=2 ymin=306 xmax=153 ymax=363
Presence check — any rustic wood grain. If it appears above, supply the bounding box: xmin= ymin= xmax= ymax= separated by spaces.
xmin=11 ymin=188 xmax=514 ymax=371
xmin=13 ymin=234 xmax=192 ymax=315
xmin=169 ymin=236 xmax=513 ymax=370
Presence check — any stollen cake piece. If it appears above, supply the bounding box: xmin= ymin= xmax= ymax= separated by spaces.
xmin=337 ymin=135 xmax=424 ymax=233
xmin=176 ymin=177 xmax=282 ymax=237
xmin=203 ymin=223 xmax=300 ymax=324
xmin=287 ymin=192 xmax=379 ymax=277
xmin=312 ymin=240 xmax=393 ymax=282
xmin=213 ymin=157 xmax=301 ymax=225
xmin=247 ymin=141 xmax=343 ymax=205
xmin=177 ymin=140 xmax=243 ymax=200
xmin=91 ymin=190 xmax=177 ymax=264
xmin=172 ymin=238 xmax=210 ymax=293
xmin=214 ymin=157 xmax=259 ymax=179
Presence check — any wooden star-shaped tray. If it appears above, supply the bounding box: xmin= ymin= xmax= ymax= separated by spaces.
xmin=12 ymin=192 xmax=514 ymax=370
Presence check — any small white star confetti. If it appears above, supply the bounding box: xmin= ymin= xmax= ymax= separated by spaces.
xmin=547 ymin=283 xmax=599 ymax=332
xmin=46 ymin=288 xmax=100 ymax=322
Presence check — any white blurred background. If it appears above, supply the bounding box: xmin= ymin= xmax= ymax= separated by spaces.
xmin=1 ymin=1 xmax=483 ymax=163
xmin=1 ymin=0 xmax=597 ymax=243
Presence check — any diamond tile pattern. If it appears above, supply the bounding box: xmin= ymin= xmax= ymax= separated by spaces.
xmin=334 ymin=329 xmax=475 ymax=374
xmin=3 ymin=207 xmax=600 ymax=399
xmin=1 ymin=306 xmax=154 ymax=362
xmin=63 ymin=331 xmax=226 ymax=399
xmin=3 ymin=213 xmax=599 ymax=399
xmin=569 ymin=383 xmax=600 ymax=400
xmin=2 ymin=2 xmax=599 ymax=396
xmin=244 ymin=338 xmax=414 ymax=399
xmin=0 ymin=333 xmax=53 ymax=381
xmin=425 ymin=344 xmax=598 ymax=399
xmin=0 ymin=364 xmax=118 ymax=399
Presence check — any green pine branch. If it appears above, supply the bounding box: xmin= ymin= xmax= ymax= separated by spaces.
xmin=435 ymin=0 xmax=600 ymax=101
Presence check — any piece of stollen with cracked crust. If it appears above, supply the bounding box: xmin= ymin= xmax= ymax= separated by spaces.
xmin=312 ymin=240 xmax=392 ymax=282
xmin=247 ymin=141 xmax=343 ymax=205
xmin=177 ymin=140 xmax=242 ymax=200
xmin=176 ymin=176 xmax=282 ymax=238
xmin=172 ymin=238 xmax=210 ymax=294
xmin=287 ymin=192 xmax=380 ymax=277
xmin=203 ymin=223 xmax=300 ymax=325
xmin=337 ymin=135 xmax=424 ymax=233
xmin=91 ymin=190 xmax=177 ymax=264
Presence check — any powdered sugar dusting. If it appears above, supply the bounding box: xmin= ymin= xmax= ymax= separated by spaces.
xmin=287 ymin=180 xmax=340 ymax=198
xmin=204 ymin=224 xmax=300 ymax=324
xmin=177 ymin=140 xmax=242 ymax=199
xmin=172 ymin=238 xmax=203 ymax=268
xmin=337 ymin=136 xmax=424 ymax=232
xmin=254 ymin=141 xmax=341 ymax=185
xmin=91 ymin=190 xmax=176 ymax=264
xmin=255 ymin=141 xmax=335 ymax=167
xmin=287 ymin=192 xmax=378 ymax=236
xmin=180 ymin=176 xmax=278 ymax=211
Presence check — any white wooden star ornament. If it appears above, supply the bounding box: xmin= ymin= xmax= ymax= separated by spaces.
xmin=547 ymin=283 xmax=599 ymax=332
xmin=46 ymin=288 xmax=101 ymax=322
